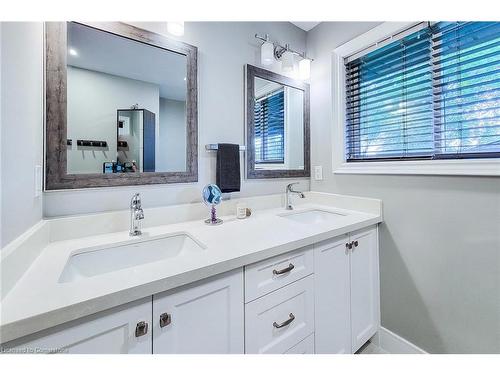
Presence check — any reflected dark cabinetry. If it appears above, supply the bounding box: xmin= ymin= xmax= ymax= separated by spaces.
xmin=142 ymin=109 xmax=156 ymax=172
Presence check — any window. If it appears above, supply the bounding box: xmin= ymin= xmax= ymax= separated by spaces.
xmin=344 ymin=22 xmax=500 ymax=162
xmin=254 ymin=88 xmax=285 ymax=164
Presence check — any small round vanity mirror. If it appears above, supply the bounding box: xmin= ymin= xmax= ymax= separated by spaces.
xmin=202 ymin=184 xmax=222 ymax=206
xmin=202 ymin=184 xmax=223 ymax=225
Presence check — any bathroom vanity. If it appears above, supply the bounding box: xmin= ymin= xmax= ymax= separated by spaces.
xmin=0 ymin=192 xmax=382 ymax=354
xmin=0 ymin=21 xmax=385 ymax=354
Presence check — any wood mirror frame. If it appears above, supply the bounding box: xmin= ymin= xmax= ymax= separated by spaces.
xmin=45 ymin=22 xmax=198 ymax=190
xmin=245 ymin=64 xmax=310 ymax=179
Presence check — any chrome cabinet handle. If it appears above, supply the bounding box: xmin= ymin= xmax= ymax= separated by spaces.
xmin=135 ymin=321 xmax=148 ymax=337
xmin=159 ymin=312 xmax=172 ymax=328
xmin=273 ymin=263 xmax=295 ymax=275
xmin=351 ymin=240 xmax=359 ymax=252
xmin=273 ymin=313 xmax=295 ymax=329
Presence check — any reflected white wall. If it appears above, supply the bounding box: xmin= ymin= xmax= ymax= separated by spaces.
xmin=157 ymin=98 xmax=186 ymax=172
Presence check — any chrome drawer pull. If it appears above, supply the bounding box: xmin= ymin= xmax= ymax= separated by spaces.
xmin=273 ymin=263 xmax=295 ymax=275
xmin=273 ymin=313 xmax=295 ymax=329
xmin=135 ymin=321 xmax=148 ymax=337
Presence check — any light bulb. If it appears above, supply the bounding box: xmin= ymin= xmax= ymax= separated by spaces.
xmin=281 ymin=50 xmax=294 ymax=73
xmin=299 ymin=58 xmax=311 ymax=80
xmin=167 ymin=22 xmax=184 ymax=36
xmin=261 ymin=41 xmax=274 ymax=65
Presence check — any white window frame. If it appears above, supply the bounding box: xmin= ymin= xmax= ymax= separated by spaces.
xmin=332 ymin=22 xmax=500 ymax=176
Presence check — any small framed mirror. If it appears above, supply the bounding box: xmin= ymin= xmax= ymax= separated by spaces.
xmin=245 ymin=65 xmax=310 ymax=179
xmin=45 ymin=22 xmax=198 ymax=190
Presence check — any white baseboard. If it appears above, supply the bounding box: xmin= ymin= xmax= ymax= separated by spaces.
xmin=372 ymin=327 xmax=427 ymax=354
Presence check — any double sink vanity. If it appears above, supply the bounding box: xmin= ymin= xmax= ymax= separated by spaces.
xmin=1 ymin=22 xmax=382 ymax=354
xmin=0 ymin=191 xmax=382 ymax=354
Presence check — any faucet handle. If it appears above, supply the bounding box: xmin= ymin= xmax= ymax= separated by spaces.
xmin=131 ymin=193 xmax=141 ymax=208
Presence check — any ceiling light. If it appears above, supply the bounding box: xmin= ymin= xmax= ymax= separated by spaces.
xmin=69 ymin=48 xmax=78 ymax=57
xmin=167 ymin=22 xmax=184 ymax=36
xmin=299 ymin=57 xmax=311 ymax=80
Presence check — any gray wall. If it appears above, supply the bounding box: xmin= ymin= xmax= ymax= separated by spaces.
xmin=307 ymin=22 xmax=500 ymax=353
xmin=1 ymin=22 xmax=44 ymax=246
xmin=43 ymin=22 xmax=309 ymax=217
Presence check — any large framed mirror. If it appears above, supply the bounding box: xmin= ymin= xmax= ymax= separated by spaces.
xmin=45 ymin=22 xmax=198 ymax=190
xmin=245 ymin=65 xmax=310 ymax=179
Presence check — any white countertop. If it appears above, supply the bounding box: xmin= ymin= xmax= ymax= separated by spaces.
xmin=0 ymin=192 xmax=382 ymax=343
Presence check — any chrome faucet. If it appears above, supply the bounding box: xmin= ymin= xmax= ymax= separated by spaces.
xmin=130 ymin=193 xmax=144 ymax=236
xmin=286 ymin=183 xmax=305 ymax=210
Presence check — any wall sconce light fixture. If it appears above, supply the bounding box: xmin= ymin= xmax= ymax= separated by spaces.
xmin=260 ymin=35 xmax=275 ymax=65
xmin=255 ymin=33 xmax=312 ymax=79
xmin=299 ymin=55 xmax=311 ymax=80
xmin=279 ymin=44 xmax=295 ymax=72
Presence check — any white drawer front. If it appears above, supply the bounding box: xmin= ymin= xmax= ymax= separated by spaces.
xmin=245 ymin=275 xmax=314 ymax=354
xmin=285 ymin=334 xmax=314 ymax=354
xmin=244 ymin=245 xmax=313 ymax=302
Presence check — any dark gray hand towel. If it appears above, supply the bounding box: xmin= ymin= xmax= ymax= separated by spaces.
xmin=216 ymin=143 xmax=241 ymax=193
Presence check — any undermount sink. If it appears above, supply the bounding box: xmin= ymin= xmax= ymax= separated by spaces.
xmin=59 ymin=233 xmax=205 ymax=283
xmin=278 ymin=209 xmax=346 ymax=225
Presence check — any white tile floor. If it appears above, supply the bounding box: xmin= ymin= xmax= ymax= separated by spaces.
xmin=356 ymin=340 xmax=388 ymax=354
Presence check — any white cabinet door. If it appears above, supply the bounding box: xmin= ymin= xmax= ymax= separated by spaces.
xmin=3 ymin=298 xmax=152 ymax=354
xmin=313 ymin=234 xmax=351 ymax=354
xmin=350 ymin=227 xmax=380 ymax=353
xmin=152 ymin=269 xmax=244 ymax=354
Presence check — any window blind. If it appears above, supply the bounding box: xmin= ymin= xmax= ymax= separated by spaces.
xmin=432 ymin=22 xmax=500 ymax=157
xmin=254 ymin=89 xmax=285 ymax=163
xmin=345 ymin=21 xmax=500 ymax=161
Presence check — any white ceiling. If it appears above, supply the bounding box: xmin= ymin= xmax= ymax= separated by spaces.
xmin=67 ymin=22 xmax=187 ymax=101
xmin=290 ymin=22 xmax=321 ymax=31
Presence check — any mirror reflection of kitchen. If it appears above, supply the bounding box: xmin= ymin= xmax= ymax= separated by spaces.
xmin=66 ymin=22 xmax=188 ymax=174
xmin=253 ymin=77 xmax=304 ymax=170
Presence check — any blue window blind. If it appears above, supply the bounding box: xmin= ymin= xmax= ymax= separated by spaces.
xmin=345 ymin=22 xmax=500 ymax=161
xmin=433 ymin=22 xmax=500 ymax=157
xmin=254 ymin=89 xmax=285 ymax=163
